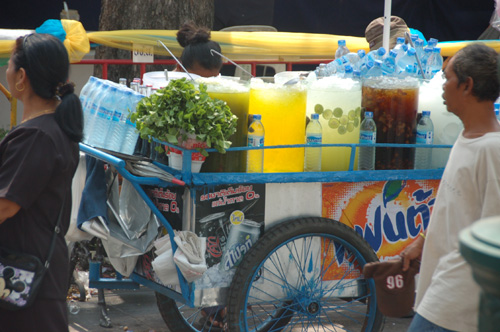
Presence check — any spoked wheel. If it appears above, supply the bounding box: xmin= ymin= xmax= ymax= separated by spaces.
xmin=156 ymin=292 xmax=228 ymax=332
xmin=226 ymin=217 xmax=384 ymax=332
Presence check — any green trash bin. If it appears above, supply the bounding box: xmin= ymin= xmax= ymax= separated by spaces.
xmin=459 ymin=216 xmax=500 ymax=332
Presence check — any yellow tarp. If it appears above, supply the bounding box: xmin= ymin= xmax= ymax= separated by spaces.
xmin=1 ymin=24 xmax=500 ymax=62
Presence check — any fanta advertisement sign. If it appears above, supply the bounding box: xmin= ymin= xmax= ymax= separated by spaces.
xmin=322 ymin=180 xmax=439 ymax=260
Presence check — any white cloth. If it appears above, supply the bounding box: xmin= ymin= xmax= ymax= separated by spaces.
xmin=415 ymin=131 xmax=500 ymax=332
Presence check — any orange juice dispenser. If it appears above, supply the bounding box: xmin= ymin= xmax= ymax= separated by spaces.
xmin=201 ymin=78 xmax=250 ymax=172
xmin=248 ymin=79 xmax=307 ymax=172
xmin=306 ymin=76 xmax=362 ymax=171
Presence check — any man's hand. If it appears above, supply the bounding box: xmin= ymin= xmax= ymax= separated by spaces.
xmin=400 ymin=235 xmax=425 ymax=271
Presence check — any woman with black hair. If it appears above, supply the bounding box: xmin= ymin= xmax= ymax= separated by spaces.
xmin=0 ymin=33 xmax=82 ymax=331
xmin=176 ymin=22 xmax=223 ymax=78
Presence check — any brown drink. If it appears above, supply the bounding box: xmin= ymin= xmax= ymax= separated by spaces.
xmin=362 ymin=77 xmax=419 ymax=170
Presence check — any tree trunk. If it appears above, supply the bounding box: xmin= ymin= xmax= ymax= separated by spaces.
xmin=94 ymin=0 xmax=214 ymax=82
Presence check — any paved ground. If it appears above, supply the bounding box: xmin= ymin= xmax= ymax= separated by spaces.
xmin=68 ymin=287 xmax=413 ymax=332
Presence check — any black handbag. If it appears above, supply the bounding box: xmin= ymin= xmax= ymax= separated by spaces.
xmin=0 ymin=202 xmax=64 ymax=310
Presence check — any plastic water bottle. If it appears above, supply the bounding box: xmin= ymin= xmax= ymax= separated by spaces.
xmin=414 ymin=39 xmax=425 ymax=60
xmin=396 ymin=47 xmax=417 ymax=73
xmin=358 ymin=111 xmax=377 ymax=170
xmin=355 ymin=49 xmax=366 ymax=70
xmin=104 ymin=89 xmax=132 ymax=151
xmin=415 ymin=111 xmax=434 ymax=169
xmin=304 ymin=113 xmax=322 ymax=172
xmin=88 ymin=85 xmax=118 ymax=148
xmin=84 ymin=80 xmax=109 ymax=144
xmin=316 ymin=63 xmax=328 ymax=79
xmin=344 ymin=64 xmax=354 ymax=79
xmin=345 ymin=52 xmax=361 ymax=70
xmin=360 ymin=61 xmax=374 ymax=78
xmin=79 ymin=76 xmax=97 ymax=111
xmin=427 ymin=38 xmax=439 ymax=48
xmin=367 ymin=47 xmax=386 ymax=63
xmin=425 ymin=47 xmax=443 ymax=79
xmin=381 ymin=50 xmax=397 ymax=76
xmin=120 ymin=92 xmax=144 ymax=155
xmin=246 ymin=114 xmax=265 ymax=173
xmin=399 ymin=64 xmax=418 ymax=78
xmin=394 ymin=42 xmax=408 ymax=64
xmin=335 ymin=39 xmax=349 ymax=59
xmin=366 ymin=60 xmax=383 ymax=78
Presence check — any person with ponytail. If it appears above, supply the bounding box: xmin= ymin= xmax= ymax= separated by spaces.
xmin=176 ymin=22 xmax=223 ymax=78
xmin=0 ymin=33 xmax=82 ymax=332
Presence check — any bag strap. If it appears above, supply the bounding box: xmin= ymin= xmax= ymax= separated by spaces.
xmin=42 ymin=198 xmax=65 ymax=270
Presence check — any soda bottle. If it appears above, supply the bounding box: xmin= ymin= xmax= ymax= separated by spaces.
xmin=358 ymin=111 xmax=377 ymax=170
xmin=246 ymin=114 xmax=265 ymax=173
xmin=304 ymin=113 xmax=322 ymax=172
xmin=414 ymin=110 xmax=434 ymax=169
xmin=335 ymin=39 xmax=349 ymax=59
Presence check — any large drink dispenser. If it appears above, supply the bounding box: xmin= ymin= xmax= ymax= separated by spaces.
xmin=418 ymin=73 xmax=462 ymax=168
xmin=306 ymin=76 xmax=362 ymax=171
xmin=248 ymin=79 xmax=307 ymax=172
xmin=201 ymin=78 xmax=250 ymax=172
xmin=362 ymin=77 xmax=419 ymax=170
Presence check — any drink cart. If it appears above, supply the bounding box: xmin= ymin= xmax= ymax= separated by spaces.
xmin=79 ymin=139 xmax=449 ymax=332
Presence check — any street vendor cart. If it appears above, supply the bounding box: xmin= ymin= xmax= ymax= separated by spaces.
xmin=79 ymin=138 xmax=447 ymax=332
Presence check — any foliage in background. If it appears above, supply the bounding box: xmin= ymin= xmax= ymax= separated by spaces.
xmin=0 ymin=128 xmax=8 ymax=141
xmin=131 ymin=78 xmax=237 ymax=156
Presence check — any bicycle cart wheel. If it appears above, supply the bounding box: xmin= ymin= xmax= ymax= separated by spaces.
xmin=226 ymin=217 xmax=384 ymax=332
xmin=156 ymin=292 xmax=228 ymax=332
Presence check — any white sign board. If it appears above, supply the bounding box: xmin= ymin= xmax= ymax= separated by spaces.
xmin=133 ymin=43 xmax=154 ymax=63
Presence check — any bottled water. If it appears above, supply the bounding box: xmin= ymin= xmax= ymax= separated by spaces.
xmin=400 ymin=64 xmax=418 ymax=78
xmin=396 ymin=47 xmax=417 ymax=73
xmin=79 ymin=76 xmax=97 ymax=111
xmin=119 ymin=78 xmax=127 ymax=86
xmin=419 ymin=47 xmax=434 ymax=78
xmin=355 ymin=49 xmax=366 ymax=70
xmin=120 ymin=92 xmax=144 ymax=155
xmin=316 ymin=63 xmax=328 ymax=79
xmin=345 ymin=52 xmax=361 ymax=70
xmin=358 ymin=111 xmax=377 ymax=170
xmin=425 ymin=47 xmax=443 ymax=79
xmin=104 ymin=89 xmax=132 ymax=152
xmin=367 ymin=47 xmax=386 ymax=63
xmin=335 ymin=39 xmax=349 ymax=59
xmin=88 ymin=85 xmax=117 ymax=148
xmin=79 ymin=76 xmax=98 ymax=142
xmin=414 ymin=39 xmax=425 ymax=60
xmin=366 ymin=60 xmax=383 ymax=78
xmin=393 ymin=38 xmax=408 ymax=63
xmin=246 ymin=114 xmax=265 ymax=173
xmin=381 ymin=50 xmax=398 ymax=76
xmin=344 ymin=64 xmax=354 ymax=79
xmin=428 ymin=38 xmax=439 ymax=48
xmin=84 ymin=80 xmax=108 ymax=144
xmin=415 ymin=110 xmax=434 ymax=169
xmin=360 ymin=61 xmax=374 ymax=77
xmin=495 ymin=103 xmax=500 ymax=122
xmin=304 ymin=113 xmax=322 ymax=172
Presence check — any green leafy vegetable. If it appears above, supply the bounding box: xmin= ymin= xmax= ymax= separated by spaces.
xmin=130 ymin=78 xmax=238 ymax=155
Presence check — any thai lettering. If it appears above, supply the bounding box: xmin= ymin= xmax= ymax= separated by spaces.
xmin=223 ymin=237 xmax=253 ymax=271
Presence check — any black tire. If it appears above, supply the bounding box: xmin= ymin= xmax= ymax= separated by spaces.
xmin=226 ymin=217 xmax=384 ymax=332
xmin=156 ymin=291 xmax=227 ymax=332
